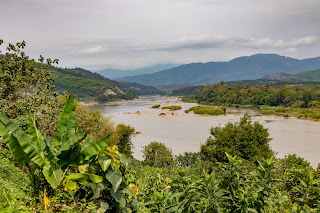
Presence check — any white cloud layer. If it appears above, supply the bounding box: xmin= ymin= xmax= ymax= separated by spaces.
xmin=78 ymin=46 xmax=105 ymax=54
xmin=0 ymin=0 xmax=319 ymax=70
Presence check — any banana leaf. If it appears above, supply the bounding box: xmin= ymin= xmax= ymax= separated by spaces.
xmin=0 ymin=123 xmax=30 ymax=164
xmin=81 ymin=135 xmax=111 ymax=157
xmin=44 ymin=138 xmax=59 ymax=162
xmin=59 ymin=131 xmax=87 ymax=153
xmin=0 ymin=114 xmax=47 ymax=167
xmin=65 ymin=113 xmax=76 ymax=142
xmin=52 ymin=95 xmax=74 ymax=148
xmin=43 ymin=165 xmax=62 ymax=189
xmin=66 ymin=173 xmax=103 ymax=184
xmin=27 ymin=114 xmax=45 ymax=150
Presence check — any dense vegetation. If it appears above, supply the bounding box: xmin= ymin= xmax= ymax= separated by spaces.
xmin=185 ymin=106 xmax=226 ymax=115
xmin=51 ymin=66 xmax=137 ymax=102
xmin=161 ymin=105 xmax=182 ymax=111
xmin=151 ymin=105 xmax=160 ymax=108
xmin=180 ymin=83 xmax=320 ymax=120
xmin=1 ymin=40 xmax=320 ymax=212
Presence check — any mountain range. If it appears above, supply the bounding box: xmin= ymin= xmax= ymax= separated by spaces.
xmin=96 ymin=64 xmax=180 ymax=79
xmin=115 ymin=54 xmax=320 ymax=86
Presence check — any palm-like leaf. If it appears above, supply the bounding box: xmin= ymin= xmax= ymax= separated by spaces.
xmin=52 ymin=95 xmax=74 ymax=149
xmin=0 ymin=114 xmax=47 ymax=167
xmin=43 ymin=165 xmax=62 ymax=189
xmin=81 ymin=135 xmax=111 ymax=157
xmin=27 ymin=114 xmax=45 ymax=150
xmin=0 ymin=123 xmax=30 ymax=164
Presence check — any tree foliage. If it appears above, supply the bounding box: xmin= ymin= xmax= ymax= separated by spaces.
xmin=200 ymin=114 xmax=273 ymax=164
xmin=0 ymin=40 xmax=59 ymax=119
xmin=142 ymin=142 xmax=174 ymax=168
xmin=113 ymin=123 xmax=137 ymax=157
xmin=190 ymin=83 xmax=320 ymax=108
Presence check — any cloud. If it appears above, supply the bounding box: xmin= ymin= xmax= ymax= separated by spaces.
xmin=78 ymin=46 xmax=105 ymax=54
xmin=150 ymin=35 xmax=318 ymax=52
xmin=286 ymin=48 xmax=297 ymax=53
xmin=291 ymin=36 xmax=318 ymax=47
xmin=248 ymin=36 xmax=318 ymax=48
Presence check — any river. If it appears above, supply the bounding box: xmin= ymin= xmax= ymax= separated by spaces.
xmin=91 ymin=96 xmax=320 ymax=167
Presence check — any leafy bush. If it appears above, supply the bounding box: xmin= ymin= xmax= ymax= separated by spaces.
xmin=161 ymin=105 xmax=182 ymax=111
xmin=200 ymin=114 xmax=273 ymax=164
xmin=151 ymin=105 xmax=160 ymax=108
xmin=185 ymin=106 xmax=226 ymax=115
xmin=142 ymin=142 xmax=174 ymax=168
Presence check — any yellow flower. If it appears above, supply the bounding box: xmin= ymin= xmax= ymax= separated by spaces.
xmin=129 ymin=184 xmax=138 ymax=196
xmin=44 ymin=189 xmax=50 ymax=213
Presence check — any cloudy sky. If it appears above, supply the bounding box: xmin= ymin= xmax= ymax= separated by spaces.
xmin=1 ymin=0 xmax=319 ymax=70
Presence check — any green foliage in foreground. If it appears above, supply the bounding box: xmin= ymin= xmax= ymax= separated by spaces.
xmin=185 ymin=106 xmax=226 ymax=115
xmin=0 ymin=95 xmax=111 ymax=196
xmin=0 ymin=95 xmax=134 ymax=212
xmin=131 ymin=154 xmax=320 ymax=212
xmin=151 ymin=104 xmax=161 ymax=108
xmin=161 ymin=105 xmax=182 ymax=111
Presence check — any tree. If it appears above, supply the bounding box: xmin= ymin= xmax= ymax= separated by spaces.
xmin=175 ymin=152 xmax=199 ymax=168
xmin=113 ymin=123 xmax=137 ymax=157
xmin=0 ymin=40 xmax=59 ymax=118
xmin=200 ymin=114 xmax=273 ymax=164
xmin=142 ymin=142 xmax=174 ymax=168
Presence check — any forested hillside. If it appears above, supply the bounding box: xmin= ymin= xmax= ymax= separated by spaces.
xmin=51 ymin=66 xmax=162 ymax=102
xmin=263 ymin=69 xmax=320 ymax=82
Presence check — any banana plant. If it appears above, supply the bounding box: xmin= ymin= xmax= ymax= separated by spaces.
xmin=0 ymin=95 xmax=111 ymax=192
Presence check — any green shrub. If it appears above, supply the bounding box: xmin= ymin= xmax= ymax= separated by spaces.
xmin=142 ymin=142 xmax=174 ymax=168
xmin=185 ymin=106 xmax=225 ymax=115
xmin=161 ymin=105 xmax=182 ymax=111
xmin=200 ymin=114 xmax=273 ymax=164
xmin=151 ymin=104 xmax=160 ymax=108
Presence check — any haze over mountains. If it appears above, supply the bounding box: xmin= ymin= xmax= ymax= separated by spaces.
xmin=96 ymin=64 xmax=180 ymax=79
xmin=115 ymin=54 xmax=320 ymax=86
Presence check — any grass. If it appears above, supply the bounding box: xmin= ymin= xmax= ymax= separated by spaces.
xmin=161 ymin=105 xmax=182 ymax=111
xmin=185 ymin=106 xmax=226 ymax=115
xmin=151 ymin=105 xmax=160 ymax=108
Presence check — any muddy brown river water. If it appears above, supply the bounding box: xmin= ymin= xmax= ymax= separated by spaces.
xmin=91 ymin=96 xmax=320 ymax=167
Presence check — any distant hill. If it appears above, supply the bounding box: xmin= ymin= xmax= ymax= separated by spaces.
xmin=51 ymin=67 xmax=162 ymax=102
xmin=115 ymin=81 xmax=163 ymax=96
xmin=116 ymin=54 xmax=320 ymax=86
xmin=263 ymin=69 xmax=320 ymax=82
xmin=96 ymin=64 xmax=181 ymax=79
xmin=172 ymin=69 xmax=320 ymax=96
xmin=295 ymin=69 xmax=320 ymax=81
